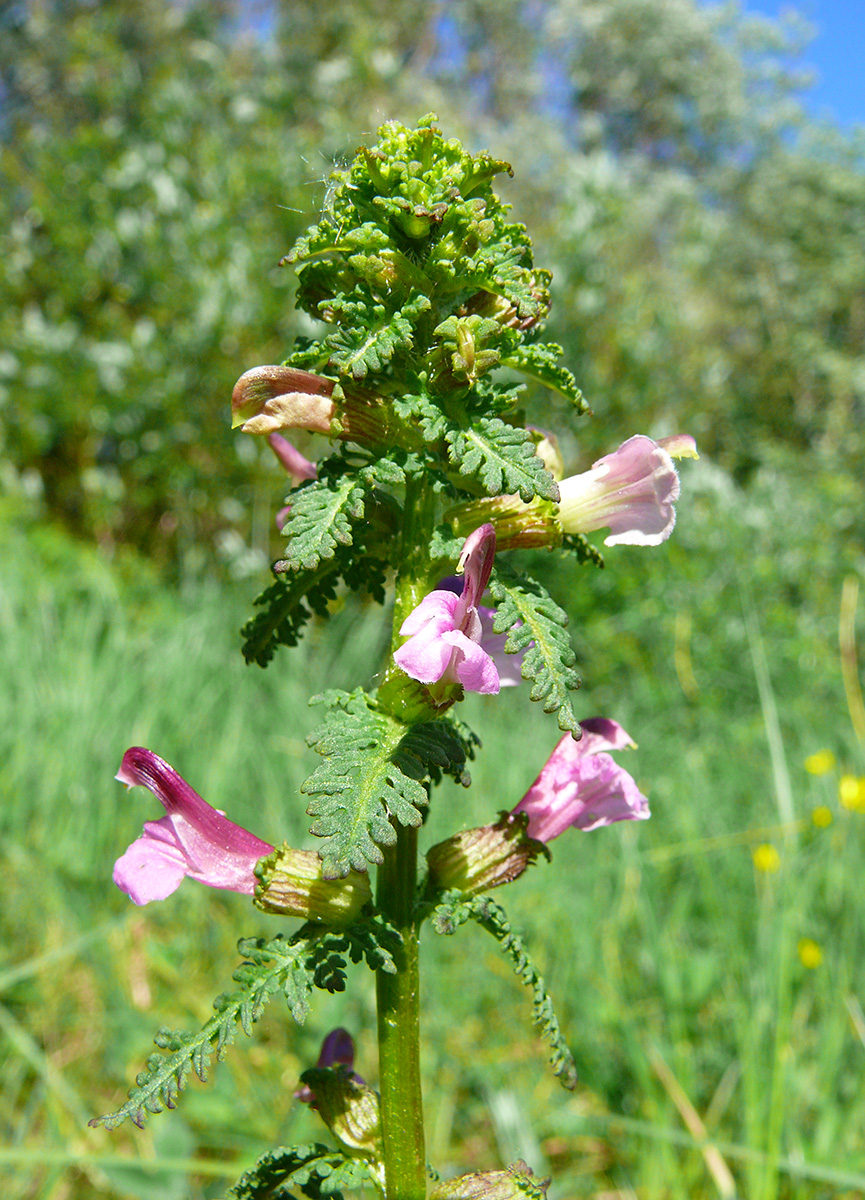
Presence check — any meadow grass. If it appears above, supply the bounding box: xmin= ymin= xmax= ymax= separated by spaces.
xmin=2 ymin=452 xmax=864 ymax=1199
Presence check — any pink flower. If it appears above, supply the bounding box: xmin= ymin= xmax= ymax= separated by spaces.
xmin=556 ymin=434 xmax=697 ymax=546
xmin=393 ymin=524 xmax=500 ymax=695
xmin=434 ymin=576 xmax=524 ymax=688
xmin=113 ymin=748 xmax=274 ymax=905
xmin=512 ymin=719 xmax=650 ymax=841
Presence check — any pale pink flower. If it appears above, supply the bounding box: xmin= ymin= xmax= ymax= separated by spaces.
xmin=557 ymin=434 xmax=698 ymax=546
xmin=512 ymin=719 xmax=650 ymax=841
xmin=434 ymin=575 xmax=524 ymax=688
xmin=113 ymin=748 xmax=273 ymax=905
xmin=393 ymin=524 xmax=500 ymax=694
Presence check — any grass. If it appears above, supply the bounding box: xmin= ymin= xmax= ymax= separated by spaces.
xmin=2 ymin=449 xmax=865 ymax=1199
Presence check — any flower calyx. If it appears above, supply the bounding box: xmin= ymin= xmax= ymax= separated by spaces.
xmin=254 ymin=846 xmax=371 ymax=926
xmin=430 ymin=1160 xmax=550 ymax=1199
xmin=231 ymin=364 xmax=408 ymax=449
xmin=426 ymin=811 xmax=549 ymax=897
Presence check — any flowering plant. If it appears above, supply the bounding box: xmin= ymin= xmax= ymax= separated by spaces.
xmin=91 ymin=117 xmax=693 ymax=1199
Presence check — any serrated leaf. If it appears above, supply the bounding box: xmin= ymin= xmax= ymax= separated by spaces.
xmin=446 ymin=417 xmax=559 ymax=503
xmin=391 ymin=391 xmax=450 ymax=443
xmin=501 ymin=342 xmax=589 ymax=413
xmin=281 ymin=476 xmax=367 ymax=572
xmin=430 ymin=892 xmax=577 ymax=1091
xmin=561 ymin=532 xmax=605 ymax=568
xmin=241 ymin=563 xmax=340 ymax=667
xmin=284 ymin=220 xmax=391 ymax=267
xmin=302 ymin=691 xmax=430 ymax=877
xmin=392 ymin=718 xmax=475 ymax=787
xmin=487 ymin=569 xmax=581 ymax=734
xmin=90 ymin=935 xmax=317 ymax=1131
xmin=91 ymin=924 xmax=400 ymax=1132
xmin=229 ymin=1142 xmax=374 ymax=1200
xmin=325 ymin=293 xmax=431 ymax=380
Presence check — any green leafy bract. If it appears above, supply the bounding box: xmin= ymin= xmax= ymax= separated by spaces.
xmin=241 ymin=564 xmax=340 ymax=667
xmin=501 ymin=341 xmax=589 ymax=413
xmin=324 ymin=293 xmax=431 ymax=380
xmin=303 ymin=691 xmax=476 ymax=876
xmin=488 ymin=567 xmax=581 ymax=734
xmin=446 ymin=417 xmax=560 ymax=503
xmin=430 ymin=892 xmax=577 ymax=1091
xmin=230 ymin=1143 xmax=374 ymax=1199
xmin=280 ymin=475 xmax=367 ymax=572
xmin=241 ymin=547 xmax=388 ymax=667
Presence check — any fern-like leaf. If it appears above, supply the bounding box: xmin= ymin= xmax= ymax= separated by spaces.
xmin=446 ymin=417 xmax=559 ymax=503
xmin=90 ymin=935 xmax=317 ymax=1130
xmin=302 ymin=691 xmax=430 ymax=877
xmin=281 ymin=476 xmax=367 ymax=572
xmin=487 ymin=568 xmax=581 ymax=734
xmin=230 ymin=1142 xmax=373 ymax=1199
xmin=241 ymin=563 xmax=340 ymax=667
xmin=91 ymin=921 xmax=401 ymax=1132
xmin=325 ymin=293 xmax=431 ymax=380
xmin=430 ymin=892 xmax=577 ymax=1090
xmin=501 ymin=342 xmax=589 ymax=414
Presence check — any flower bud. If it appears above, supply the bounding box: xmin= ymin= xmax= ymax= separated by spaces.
xmin=426 ymin=812 xmax=549 ymax=896
xmin=297 ymin=1064 xmax=382 ymax=1161
xmin=253 ymin=845 xmax=370 ymax=925
xmin=231 ymin=365 xmax=397 ymax=447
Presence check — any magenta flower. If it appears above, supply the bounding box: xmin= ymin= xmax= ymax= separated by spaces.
xmin=556 ymin=434 xmax=698 ymax=546
xmin=113 ymin=747 xmax=274 ymax=905
xmin=393 ymin=524 xmax=500 ymax=694
xmin=512 ymin=719 xmax=650 ymax=841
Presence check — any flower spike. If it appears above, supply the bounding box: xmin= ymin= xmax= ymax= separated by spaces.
xmin=113 ymin=747 xmax=274 ymax=904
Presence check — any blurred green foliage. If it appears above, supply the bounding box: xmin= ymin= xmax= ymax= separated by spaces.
xmin=2 ymin=0 xmax=864 ymax=575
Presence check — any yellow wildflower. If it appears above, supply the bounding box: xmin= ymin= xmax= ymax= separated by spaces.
xmin=839 ymin=775 xmax=865 ymax=813
xmin=811 ymin=805 xmax=833 ymax=829
xmin=797 ymin=938 xmax=823 ymax=969
xmin=804 ymin=750 xmax=836 ymax=776
xmin=752 ymin=843 xmax=781 ymax=873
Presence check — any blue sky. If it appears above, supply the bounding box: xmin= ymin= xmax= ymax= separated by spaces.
xmin=741 ymin=0 xmax=865 ymax=126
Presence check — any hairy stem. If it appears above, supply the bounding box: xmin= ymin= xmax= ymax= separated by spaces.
xmin=376 ymin=822 xmax=426 ymax=1198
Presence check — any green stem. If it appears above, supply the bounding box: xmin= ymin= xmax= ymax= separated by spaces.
xmin=374 ymin=474 xmax=434 ymax=1197
xmin=376 ymin=823 xmax=426 ymax=1198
